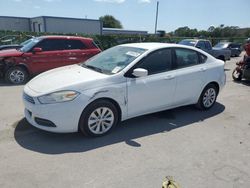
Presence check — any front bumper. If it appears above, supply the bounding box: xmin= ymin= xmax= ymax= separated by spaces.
xmin=23 ymin=93 xmax=89 ymax=133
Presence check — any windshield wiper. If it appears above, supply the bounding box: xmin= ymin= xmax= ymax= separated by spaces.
xmin=82 ymin=64 xmax=103 ymax=73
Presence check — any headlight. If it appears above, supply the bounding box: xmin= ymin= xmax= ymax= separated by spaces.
xmin=38 ymin=90 xmax=80 ymax=104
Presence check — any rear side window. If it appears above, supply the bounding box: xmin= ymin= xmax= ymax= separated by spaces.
xmin=136 ymin=48 xmax=172 ymax=75
xmin=175 ymin=48 xmax=199 ymax=68
xmin=64 ymin=40 xmax=86 ymax=50
xmin=199 ymin=53 xmax=207 ymax=63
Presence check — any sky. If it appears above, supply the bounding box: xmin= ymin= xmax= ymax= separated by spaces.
xmin=0 ymin=0 xmax=250 ymax=33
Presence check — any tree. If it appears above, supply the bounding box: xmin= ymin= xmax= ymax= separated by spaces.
xmin=207 ymin=26 xmax=215 ymax=32
xmin=99 ymin=15 xmax=123 ymax=29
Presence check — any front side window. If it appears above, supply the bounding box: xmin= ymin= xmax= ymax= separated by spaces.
xmin=34 ymin=39 xmax=65 ymax=51
xmin=175 ymin=48 xmax=199 ymax=68
xmin=135 ymin=49 xmax=172 ymax=75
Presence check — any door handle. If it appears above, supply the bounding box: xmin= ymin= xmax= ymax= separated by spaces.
xmin=200 ymin=67 xmax=207 ymax=72
xmin=164 ymin=75 xmax=175 ymax=80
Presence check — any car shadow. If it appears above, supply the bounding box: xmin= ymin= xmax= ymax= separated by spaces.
xmin=14 ymin=103 xmax=225 ymax=154
xmin=233 ymin=79 xmax=250 ymax=86
xmin=0 ymin=79 xmax=25 ymax=87
xmin=241 ymin=80 xmax=250 ymax=86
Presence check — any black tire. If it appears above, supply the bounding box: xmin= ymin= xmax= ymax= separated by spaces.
xmin=79 ymin=100 xmax=119 ymax=137
xmin=217 ymin=56 xmax=225 ymax=61
xmin=196 ymin=84 xmax=218 ymax=110
xmin=5 ymin=66 xmax=28 ymax=84
xmin=232 ymin=68 xmax=242 ymax=81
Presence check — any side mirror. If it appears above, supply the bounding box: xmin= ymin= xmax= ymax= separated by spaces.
xmin=33 ymin=47 xmax=42 ymax=53
xmin=132 ymin=68 xmax=148 ymax=77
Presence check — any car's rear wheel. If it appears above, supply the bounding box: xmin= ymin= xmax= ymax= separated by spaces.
xmin=5 ymin=66 xmax=28 ymax=84
xmin=196 ymin=84 xmax=218 ymax=110
xmin=79 ymin=100 xmax=119 ymax=137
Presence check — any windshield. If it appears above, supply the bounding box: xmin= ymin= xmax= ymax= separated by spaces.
xmin=19 ymin=38 xmax=42 ymax=52
xmin=214 ymin=43 xmax=228 ymax=48
xmin=81 ymin=46 xmax=147 ymax=75
xmin=179 ymin=40 xmax=197 ymax=46
xmin=20 ymin=38 xmax=33 ymax=46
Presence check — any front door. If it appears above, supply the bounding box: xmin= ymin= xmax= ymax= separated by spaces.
xmin=26 ymin=39 xmax=65 ymax=74
xmin=126 ymin=48 xmax=177 ymax=118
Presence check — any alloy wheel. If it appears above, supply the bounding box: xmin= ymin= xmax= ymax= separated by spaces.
xmin=88 ymin=107 xmax=114 ymax=135
xmin=9 ymin=70 xmax=25 ymax=84
xmin=202 ymin=88 xmax=216 ymax=108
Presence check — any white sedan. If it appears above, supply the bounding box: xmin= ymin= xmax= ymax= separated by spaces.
xmin=23 ymin=43 xmax=226 ymax=137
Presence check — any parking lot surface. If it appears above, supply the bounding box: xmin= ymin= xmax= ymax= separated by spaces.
xmin=0 ymin=54 xmax=250 ymax=188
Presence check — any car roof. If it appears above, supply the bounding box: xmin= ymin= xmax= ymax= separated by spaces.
xmin=37 ymin=35 xmax=92 ymax=41
xmin=120 ymin=42 xmax=199 ymax=51
xmin=218 ymin=42 xmax=231 ymax=44
xmin=181 ymin=39 xmax=209 ymax=42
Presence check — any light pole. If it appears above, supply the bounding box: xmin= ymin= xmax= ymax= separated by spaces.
xmin=155 ymin=1 xmax=159 ymax=34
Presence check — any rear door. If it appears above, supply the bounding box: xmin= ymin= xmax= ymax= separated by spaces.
xmin=172 ymin=48 xmax=207 ymax=106
xmin=62 ymin=39 xmax=94 ymax=65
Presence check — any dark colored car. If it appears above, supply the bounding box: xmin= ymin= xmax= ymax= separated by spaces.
xmin=179 ymin=39 xmax=231 ymax=61
xmin=213 ymin=42 xmax=242 ymax=57
xmin=0 ymin=36 xmax=101 ymax=84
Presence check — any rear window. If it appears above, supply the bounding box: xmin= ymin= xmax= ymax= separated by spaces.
xmin=175 ymin=48 xmax=199 ymax=68
xmin=92 ymin=41 xmax=101 ymax=50
xmin=199 ymin=53 xmax=207 ymax=63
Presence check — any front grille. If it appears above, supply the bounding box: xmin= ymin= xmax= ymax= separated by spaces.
xmin=23 ymin=93 xmax=35 ymax=104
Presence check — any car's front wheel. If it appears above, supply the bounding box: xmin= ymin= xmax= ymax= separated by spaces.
xmin=79 ymin=100 xmax=119 ymax=137
xmin=196 ymin=84 xmax=218 ymax=110
xmin=5 ymin=66 xmax=28 ymax=84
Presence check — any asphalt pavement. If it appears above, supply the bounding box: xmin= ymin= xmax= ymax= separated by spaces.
xmin=0 ymin=54 xmax=250 ymax=188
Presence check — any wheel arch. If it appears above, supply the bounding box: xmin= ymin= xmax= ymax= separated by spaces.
xmin=207 ymin=81 xmax=220 ymax=93
xmin=15 ymin=64 xmax=30 ymax=75
xmin=197 ymin=81 xmax=220 ymax=103
xmin=78 ymin=97 xmax=122 ymax=130
xmin=5 ymin=63 xmax=30 ymax=75
xmin=196 ymin=81 xmax=220 ymax=110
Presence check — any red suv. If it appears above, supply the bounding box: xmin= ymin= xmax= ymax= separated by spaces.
xmin=0 ymin=36 xmax=101 ymax=84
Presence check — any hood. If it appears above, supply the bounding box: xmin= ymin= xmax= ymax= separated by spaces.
xmin=212 ymin=47 xmax=229 ymax=51
xmin=0 ymin=49 xmax=23 ymax=57
xmin=25 ymin=64 xmax=109 ymax=96
xmin=212 ymin=47 xmax=224 ymax=50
